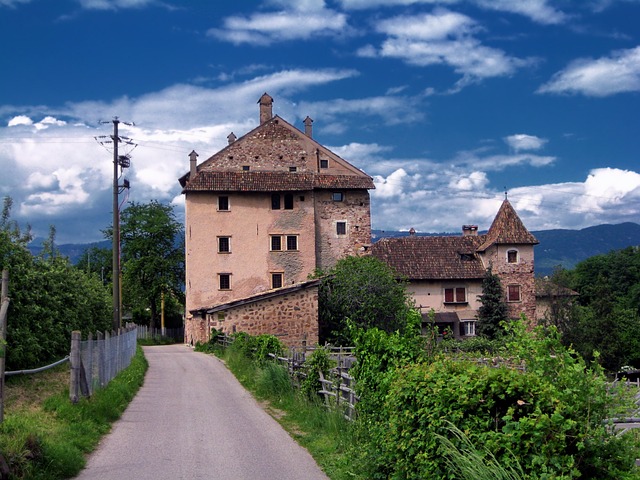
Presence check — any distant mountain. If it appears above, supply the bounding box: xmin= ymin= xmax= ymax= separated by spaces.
xmin=29 ymin=238 xmax=111 ymax=264
xmin=531 ymin=222 xmax=640 ymax=276
xmin=374 ymin=222 xmax=640 ymax=277
xmin=28 ymin=223 xmax=640 ymax=278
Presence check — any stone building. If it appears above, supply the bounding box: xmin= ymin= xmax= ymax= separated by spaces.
xmin=179 ymin=93 xmax=375 ymax=346
xmin=371 ymin=199 xmax=539 ymax=339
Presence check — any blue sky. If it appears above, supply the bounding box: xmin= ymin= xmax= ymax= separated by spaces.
xmin=1 ymin=0 xmax=639 ymax=243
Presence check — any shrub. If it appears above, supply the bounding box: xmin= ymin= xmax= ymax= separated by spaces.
xmin=365 ymin=322 xmax=638 ymax=479
xmin=300 ymin=346 xmax=335 ymax=400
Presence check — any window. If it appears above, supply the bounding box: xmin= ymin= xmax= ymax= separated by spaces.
xmin=332 ymin=192 xmax=344 ymax=202
xmin=444 ymin=287 xmax=466 ymax=304
xmin=270 ymin=235 xmax=282 ymax=251
xmin=271 ymin=273 xmax=283 ymax=289
xmin=507 ymin=249 xmax=518 ymax=264
xmin=286 ymin=235 xmax=298 ymax=251
xmin=507 ymin=285 xmax=521 ymax=302
xmin=217 ymin=236 xmax=230 ymax=253
xmin=320 ymin=159 xmax=329 ymax=169
xmin=271 ymin=235 xmax=298 ymax=251
xmin=218 ymin=196 xmax=229 ymax=211
xmin=218 ymin=273 xmax=231 ymax=290
xmin=336 ymin=221 xmax=347 ymax=235
xmin=284 ymin=193 xmax=294 ymax=210
xmin=289 ymin=166 xmax=297 ymax=172
xmin=271 ymin=193 xmax=281 ymax=210
xmin=461 ymin=321 xmax=476 ymax=337
xmin=217 ymin=313 xmax=225 ymax=322
xmin=242 ymin=165 xmax=250 ymax=171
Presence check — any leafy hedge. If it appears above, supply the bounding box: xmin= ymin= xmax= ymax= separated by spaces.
xmin=350 ymin=319 xmax=640 ymax=479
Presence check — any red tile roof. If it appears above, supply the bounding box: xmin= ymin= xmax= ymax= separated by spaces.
xmin=478 ymin=199 xmax=538 ymax=251
xmin=371 ymin=200 xmax=538 ymax=281
xmin=182 ymin=171 xmax=374 ymax=192
xmin=371 ymin=235 xmax=487 ymax=280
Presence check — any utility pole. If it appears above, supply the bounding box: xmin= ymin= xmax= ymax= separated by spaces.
xmin=112 ymin=118 xmax=121 ymax=331
xmin=97 ymin=117 xmax=133 ymax=332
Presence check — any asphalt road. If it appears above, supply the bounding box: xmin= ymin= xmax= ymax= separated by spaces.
xmin=74 ymin=344 xmax=329 ymax=480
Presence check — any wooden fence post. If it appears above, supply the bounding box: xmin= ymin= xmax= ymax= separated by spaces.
xmin=97 ymin=331 xmax=105 ymax=387
xmin=69 ymin=331 xmax=81 ymax=404
xmin=0 ymin=270 xmax=9 ymax=423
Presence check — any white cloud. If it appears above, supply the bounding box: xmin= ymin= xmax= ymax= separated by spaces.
xmin=474 ymin=0 xmax=568 ymax=25
xmin=8 ymin=115 xmax=33 ymax=127
xmin=75 ymin=0 xmax=158 ymax=10
xmin=538 ymin=46 xmax=640 ymax=96
xmin=504 ymin=134 xmax=548 ymax=152
xmin=0 ymin=0 xmax=31 ymax=7
xmin=448 ymin=171 xmax=488 ymax=191
xmin=337 ymin=0 xmax=568 ymax=24
xmin=298 ymin=94 xmax=424 ymax=128
xmin=363 ymin=9 xmax=533 ymax=84
xmin=208 ymin=4 xmax=349 ymax=45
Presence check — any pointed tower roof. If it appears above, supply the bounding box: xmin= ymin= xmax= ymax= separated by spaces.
xmin=477 ymin=199 xmax=538 ymax=251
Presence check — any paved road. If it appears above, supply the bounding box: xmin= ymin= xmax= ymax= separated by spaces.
xmin=74 ymin=345 xmax=328 ymax=480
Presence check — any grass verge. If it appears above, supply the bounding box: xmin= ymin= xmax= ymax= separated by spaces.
xmin=0 ymin=346 xmax=148 ymax=479
xmin=205 ymin=344 xmax=360 ymax=480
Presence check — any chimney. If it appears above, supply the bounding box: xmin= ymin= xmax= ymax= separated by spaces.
xmin=189 ymin=150 xmax=198 ymax=179
xmin=462 ymin=225 xmax=478 ymax=236
xmin=304 ymin=116 xmax=313 ymax=137
xmin=258 ymin=92 xmax=273 ymax=123
xmin=409 ymin=228 xmax=416 ymax=236
xmin=227 ymin=132 xmax=237 ymax=145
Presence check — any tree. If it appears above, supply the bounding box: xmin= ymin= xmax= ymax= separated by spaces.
xmin=75 ymin=245 xmax=112 ymax=286
xmin=476 ymin=266 xmax=508 ymax=339
xmin=112 ymin=201 xmax=184 ymax=329
xmin=1 ymin=197 xmax=111 ymax=369
xmin=317 ymin=255 xmax=412 ymax=344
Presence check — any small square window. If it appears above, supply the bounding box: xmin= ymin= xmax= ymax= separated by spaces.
xmin=271 ymin=273 xmax=283 ymax=289
xmin=284 ymin=193 xmax=294 ymax=210
xmin=219 ymin=274 xmax=231 ymax=290
xmin=242 ymin=165 xmax=250 ymax=171
xmin=507 ymin=250 xmax=518 ymax=264
xmin=218 ymin=236 xmax=230 ymax=253
xmin=218 ymin=196 xmax=229 ymax=211
xmin=271 ymin=235 xmax=282 ymax=251
xmin=336 ymin=221 xmax=347 ymax=235
xmin=217 ymin=313 xmax=225 ymax=322
xmin=320 ymin=159 xmax=329 ymax=169
xmin=508 ymin=285 xmax=521 ymax=302
xmin=289 ymin=166 xmax=297 ymax=172
xmin=332 ymin=192 xmax=343 ymax=202
xmin=286 ymin=235 xmax=298 ymax=251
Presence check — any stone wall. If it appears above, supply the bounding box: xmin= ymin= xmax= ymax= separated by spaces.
xmin=206 ymin=283 xmax=320 ymax=348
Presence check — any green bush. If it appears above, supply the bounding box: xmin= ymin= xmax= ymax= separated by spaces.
xmin=229 ymin=332 xmax=283 ymax=362
xmin=300 ymin=346 xmax=335 ymax=400
xmin=357 ymin=322 xmax=638 ymax=479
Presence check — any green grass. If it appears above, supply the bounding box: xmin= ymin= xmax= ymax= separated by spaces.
xmin=211 ymin=347 xmax=361 ymax=480
xmin=0 ymin=346 xmax=148 ymax=479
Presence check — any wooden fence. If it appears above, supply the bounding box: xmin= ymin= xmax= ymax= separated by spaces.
xmin=0 ymin=270 xmax=9 ymax=423
xmin=215 ymin=334 xmax=359 ymax=420
xmin=69 ymin=323 xmax=138 ymax=403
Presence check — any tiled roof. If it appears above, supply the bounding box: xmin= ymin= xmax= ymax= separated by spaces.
xmin=478 ymin=199 xmax=539 ymax=250
xmin=535 ymin=278 xmax=579 ymax=298
xmin=182 ymin=171 xmax=374 ymax=192
xmin=371 ymin=235 xmax=487 ymax=280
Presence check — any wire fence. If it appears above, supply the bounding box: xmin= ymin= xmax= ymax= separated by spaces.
xmin=136 ymin=325 xmax=184 ymax=342
xmin=69 ymin=324 xmax=138 ymax=403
